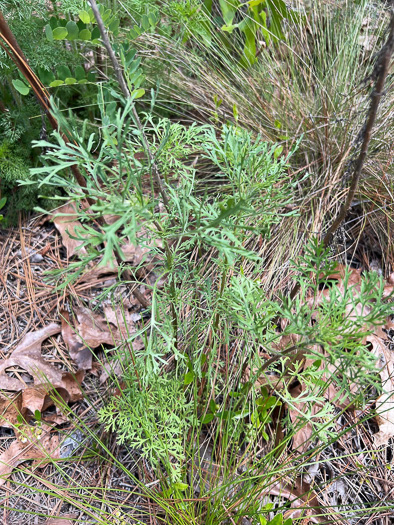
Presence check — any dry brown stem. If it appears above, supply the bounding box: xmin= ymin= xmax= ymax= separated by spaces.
xmin=322 ymin=9 xmax=394 ymax=248
xmin=290 ymin=9 xmax=394 ymax=301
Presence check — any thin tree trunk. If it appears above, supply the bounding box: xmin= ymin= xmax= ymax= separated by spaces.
xmin=322 ymin=9 xmax=394 ymax=248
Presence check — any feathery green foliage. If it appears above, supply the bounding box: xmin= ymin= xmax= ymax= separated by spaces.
xmin=99 ymin=373 xmax=194 ymax=481
xmin=26 ymin=77 xmax=393 ymax=521
xmin=2 ymin=1 xmax=394 ymax=522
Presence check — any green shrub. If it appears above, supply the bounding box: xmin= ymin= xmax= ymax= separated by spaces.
xmin=8 ymin=4 xmax=394 ymax=522
xmin=0 ymin=141 xmax=42 ymax=224
xmin=0 ymin=0 xmax=105 ymax=222
xmin=147 ymin=0 xmax=394 ymax=275
xmin=28 ymin=81 xmax=393 ymax=521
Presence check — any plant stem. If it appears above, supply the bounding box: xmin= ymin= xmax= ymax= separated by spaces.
xmin=88 ymin=0 xmax=171 ymax=212
xmin=213 ymin=264 xmax=228 ymax=333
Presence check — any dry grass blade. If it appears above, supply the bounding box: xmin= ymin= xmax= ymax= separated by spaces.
xmin=45 ymin=518 xmax=75 ymax=525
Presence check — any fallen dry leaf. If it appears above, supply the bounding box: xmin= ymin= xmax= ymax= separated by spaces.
xmin=120 ymin=242 xmax=152 ymax=266
xmin=248 ymin=264 xmax=394 ymax=459
xmin=320 ymin=264 xmax=363 ymax=287
xmin=74 ymin=306 xmax=137 ymax=348
xmin=99 ymin=359 xmax=123 ymax=384
xmin=243 ymin=366 xmax=287 ymax=392
xmin=0 ymin=392 xmax=22 ymax=428
xmin=265 ymin=478 xmax=331 ymax=524
xmin=53 ymin=203 xmax=87 ymax=259
xmin=385 ymin=316 xmax=394 ymax=331
xmin=60 ymin=306 xmax=142 ymax=377
xmin=367 ymin=334 xmax=394 ymax=447
xmin=104 ymin=213 xmax=162 ymax=263
xmin=103 ymin=305 xmax=141 ymax=330
xmin=78 ymin=256 xmax=118 ymax=284
xmin=61 ymin=310 xmax=92 ymax=371
xmin=0 ymin=324 xmax=83 ymax=421
xmin=0 ymin=424 xmax=59 ymax=486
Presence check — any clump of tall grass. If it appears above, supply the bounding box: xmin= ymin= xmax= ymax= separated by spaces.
xmin=140 ymin=0 xmax=394 ymax=284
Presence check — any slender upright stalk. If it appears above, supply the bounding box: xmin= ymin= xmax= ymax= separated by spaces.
xmin=89 ymin=0 xmax=178 ymax=315
xmin=322 ymin=9 xmax=394 ymax=248
xmin=88 ymin=0 xmax=171 ymax=212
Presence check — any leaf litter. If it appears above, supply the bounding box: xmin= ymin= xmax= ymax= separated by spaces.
xmin=53 ymin=203 xmax=88 ymax=259
xmin=0 ymin=324 xmax=84 ymax=421
xmin=259 ymin=267 xmax=394 ymax=454
xmin=1 ymin=209 xmax=393 ymax=523
xmin=0 ymin=210 xmax=150 ymax=493
xmin=0 ymin=423 xmax=60 ymax=486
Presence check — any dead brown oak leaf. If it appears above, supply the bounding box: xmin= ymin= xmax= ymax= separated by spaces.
xmin=75 ymin=241 xmax=158 ymax=286
xmin=61 ymin=305 xmax=144 ymax=377
xmin=266 ymin=477 xmax=340 ymax=524
xmin=0 ymin=324 xmax=83 ymax=422
xmin=53 ymin=204 xmax=118 ymax=280
xmin=366 ymin=334 xmax=394 ymax=447
xmin=0 ymin=392 xmax=23 ymax=428
xmin=288 ymin=352 xmax=359 ymax=452
xmin=62 ymin=305 xmax=141 ymax=367
xmin=385 ymin=316 xmax=394 ymax=331
xmin=53 ymin=203 xmax=88 ymax=259
xmin=73 ymin=306 xmax=137 ymax=348
xmin=287 ymin=331 xmax=394 ymax=451
xmin=0 ymin=424 xmax=59 ymax=486
xmin=61 ymin=310 xmax=93 ymax=371
xmin=308 ymin=267 xmax=394 ymax=328
xmin=307 ymin=267 xmax=394 ymax=447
